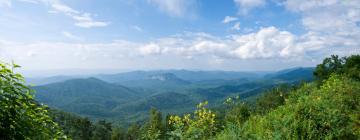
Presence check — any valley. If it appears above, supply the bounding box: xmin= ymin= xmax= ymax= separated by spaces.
xmin=30 ymin=68 xmax=314 ymax=125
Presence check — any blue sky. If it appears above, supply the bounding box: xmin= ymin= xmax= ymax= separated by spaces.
xmin=0 ymin=0 xmax=359 ymax=74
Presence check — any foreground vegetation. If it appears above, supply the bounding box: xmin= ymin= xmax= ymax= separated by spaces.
xmin=1 ymin=54 xmax=359 ymax=139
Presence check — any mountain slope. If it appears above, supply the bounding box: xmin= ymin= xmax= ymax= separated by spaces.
xmin=33 ymin=78 xmax=141 ymax=117
xmin=114 ymin=92 xmax=195 ymax=113
xmin=265 ymin=67 xmax=315 ymax=82
xmin=96 ymin=70 xmax=262 ymax=83
xmin=118 ymin=73 xmax=191 ymax=90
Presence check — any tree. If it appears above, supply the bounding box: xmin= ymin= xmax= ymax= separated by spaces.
xmin=0 ymin=62 xmax=67 ymax=139
xmin=314 ymin=54 xmax=360 ymax=81
xmin=92 ymin=120 xmax=112 ymax=140
xmin=343 ymin=55 xmax=360 ymax=80
xmin=225 ymin=102 xmax=251 ymax=126
xmin=111 ymin=127 xmax=126 ymax=140
xmin=141 ymin=108 xmax=164 ymax=140
xmin=127 ymin=123 xmax=140 ymax=140
xmin=50 ymin=109 xmax=93 ymax=140
xmin=255 ymin=85 xmax=291 ymax=115
xmin=314 ymin=55 xmax=344 ymax=81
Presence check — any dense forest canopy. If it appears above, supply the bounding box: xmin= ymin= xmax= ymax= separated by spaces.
xmin=0 ymin=54 xmax=359 ymax=139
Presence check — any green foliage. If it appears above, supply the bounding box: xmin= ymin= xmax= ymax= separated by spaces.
xmin=141 ymin=108 xmax=164 ymax=140
xmin=111 ymin=127 xmax=126 ymax=140
xmin=127 ymin=123 xmax=141 ymax=140
xmin=226 ymin=75 xmax=360 ymax=139
xmin=343 ymin=55 xmax=360 ymax=80
xmin=168 ymin=101 xmax=218 ymax=139
xmin=92 ymin=120 xmax=112 ymax=140
xmin=225 ymin=102 xmax=251 ymax=126
xmin=314 ymin=55 xmax=344 ymax=81
xmin=0 ymin=62 xmax=67 ymax=139
xmin=50 ymin=110 xmax=92 ymax=140
xmin=314 ymin=54 xmax=360 ymax=82
xmin=215 ymin=123 xmax=242 ymax=140
xmin=255 ymin=85 xmax=292 ymax=115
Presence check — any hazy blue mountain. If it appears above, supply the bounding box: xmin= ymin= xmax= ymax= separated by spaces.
xmin=95 ymin=70 xmax=262 ymax=83
xmin=152 ymin=70 xmax=263 ymax=82
xmin=31 ymin=67 xmax=315 ymax=124
xmin=265 ymin=67 xmax=315 ymax=82
xmin=26 ymin=75 xmax=77 ymax=85
xmin=33 ymin=78 xmax=142 ymax=117
xmin=27 ymin=70 xmax=263 ymax=86
xmin=117 ymin=73 xmax=191 ymax=90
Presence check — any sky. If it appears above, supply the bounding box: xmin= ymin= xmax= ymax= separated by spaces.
xmin=0 ymin=0 xmax=359 ymax=75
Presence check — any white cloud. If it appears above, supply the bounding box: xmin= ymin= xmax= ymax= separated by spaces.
xmin=234 ymin=0 xmax=265 ymax=14
xmin=0 ymin=0 xmax=11 ymax=7
xmin=50 ymin=1 xmax=110 ymax=28
xmin=132 ymin=25 xmax=143 ymax=32
xmin=147 ymin=0 xmax=198 ymax=17
xmin=231 ymin=22 xmax=241 ymax=31
xmin=222 ymin=16 xmax=238 ymax=24
xmin=1 ymin=26 xmax=359 ymax=71
xmin=62 ymin=31 xmax=82 ymax=41
xmin=283 ymin=0 xmax=360 ymax=56
xmin=15 ymin=0 xmax=110 ymax=28
xmin=51 ymin=2 xmax=79 ymax=14
xmin=139 ymin=43 xmax=162 ymax=55
xmin=18 ymin=0 xmax=39 ymax=4
xmin=230 ymin=27 xmax=298 ymax=59
xmin=74 ymin=21 xmax=109 ymax=28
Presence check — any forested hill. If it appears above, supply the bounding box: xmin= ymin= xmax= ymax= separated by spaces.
xmin=31 ymin=67 xmax=314 ymax=124
xmin=33 ymin=78 xmax=143 ymax=118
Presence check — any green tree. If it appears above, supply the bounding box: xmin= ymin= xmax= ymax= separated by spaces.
xmin=92 ymin=120 xmax=112 ymax=140
xmin=0 ymin=62 xmax=67 ymax=139
xmin=255 ymin=85 xmax=291 ymax=115
xmin=343 ymin=55 xmax=360 ymax=80
xmin=127 ymin=123 xmax=141 ymax=140
xmin=314 ymin=54 xmax=360 ymax=81
xmin=141 ymin=108 xmax=164 ymax=140
xmin=314 ymin=55 xmax=344 ymax=81
xmin=111 ymin=127 xmax=126 ymax=140
xmin=225 ymin=102 xmax=251 ymax=126
xmin=50 ymin=109 xmax=93 ymax=140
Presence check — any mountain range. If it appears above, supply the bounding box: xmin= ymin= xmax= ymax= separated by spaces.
xmin=31 ymin=67 xmax=314 ymax=124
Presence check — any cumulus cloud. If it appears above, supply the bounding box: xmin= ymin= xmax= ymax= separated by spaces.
xmin=234 ymin=0 xmax=265 ymax=14
xmin=283 ymin=0 xmax=360 ymax=55
xmin=147 ymin=0 xmax=198 ymax=17
xmin=1 ymin=25 xmax=359 ymax=70
xmin=222 ymin=16 xmax=238 ymax=24
xmin=137 ymin=27 xmax=313 ymax=59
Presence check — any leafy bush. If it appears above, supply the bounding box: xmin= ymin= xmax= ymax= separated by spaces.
xmin=168 ymin=101 xmax=218 ymax=139
xmin=231 ymin=75 xmax=360 ymax=139
xmin=0 ymin=62 xmax=67 ymax=139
